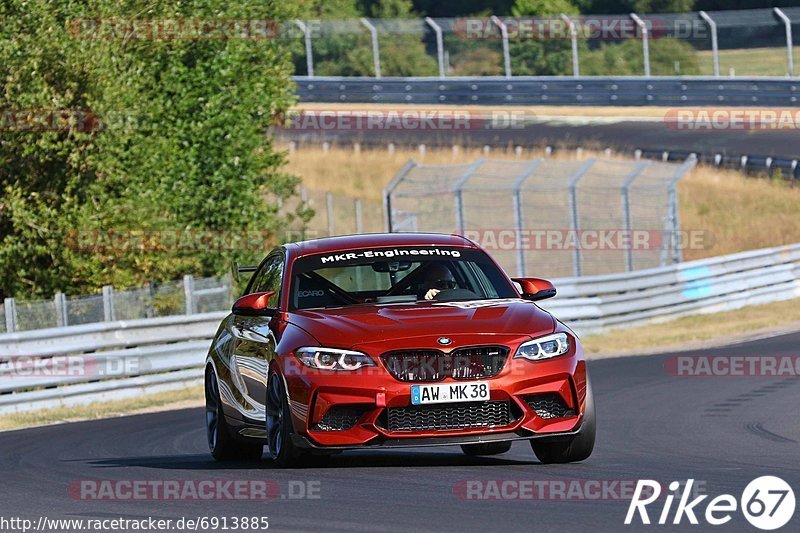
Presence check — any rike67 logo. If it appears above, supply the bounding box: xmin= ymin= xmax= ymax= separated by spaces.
xmin=626 ymin=477 xmax=795 ymax=530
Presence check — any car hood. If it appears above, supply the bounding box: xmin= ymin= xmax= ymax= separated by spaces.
xmin=287 ymin=298 xmax=555 ymax=349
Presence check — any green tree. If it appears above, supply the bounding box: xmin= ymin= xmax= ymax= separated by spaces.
xmin=0 ymin=0 xmax=303 ymax=299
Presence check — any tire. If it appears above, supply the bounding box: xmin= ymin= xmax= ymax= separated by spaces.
xmin=266 ymin=371 xmax=303 ymax=468
xmin=461 ymin=441 xmax=512 ymax=456
xmin=530 ymin=376 xmax=596 ymax=464
xmin=205 ymin=367 xmax=263 ymax=461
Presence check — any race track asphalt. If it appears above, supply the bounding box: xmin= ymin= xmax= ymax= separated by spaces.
xmin=278 ymin=119 xmax=800 ymax=160
xmin=1 ymin=331 xmax=798 ymax=532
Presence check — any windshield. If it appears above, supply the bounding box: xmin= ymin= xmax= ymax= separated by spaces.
xmin=290 ymin=246 xmax=517 ymax=310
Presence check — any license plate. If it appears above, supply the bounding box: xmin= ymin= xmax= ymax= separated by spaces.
xmin=411 ymin=381 xmax=490 ymax=405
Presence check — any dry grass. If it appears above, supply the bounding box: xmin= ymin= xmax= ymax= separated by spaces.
xmin=285 ymin=145 xmax=800 ymax=260
xmin=581 ymin=297 xmax=800 ymax=356
xmin=0 ymin=385 xmax=203 ymax=431
xmin=678 ymin=165 xmax=800 ymax=260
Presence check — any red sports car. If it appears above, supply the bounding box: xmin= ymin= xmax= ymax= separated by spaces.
xmin=205 ymin=233 xmax=594 ymax=466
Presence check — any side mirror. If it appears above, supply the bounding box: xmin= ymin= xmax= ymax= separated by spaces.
xmin=232 ymin=291 xmax=277 ymax=317
xmin=511 ymin=277 xmax=557 ymax=301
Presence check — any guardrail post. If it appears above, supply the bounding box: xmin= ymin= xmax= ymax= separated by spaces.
xmin=512 ymin=159 xmax=544 ymax=277
xmin=294 ymin=20 xmax=314 ymax=78
xmin=3 ymin=297 xmax=16 ymax=333
xmin=568 ymin=159 xmax=597 ymax=277
xmin=425 ymin=17 xmax=446 ymax=78
xmin=560 ymin=14 xmax=580 ymax=77
xmin=355 ymin=198 xmax=363 ymax=233
xmin=774 ymin=8 xmax=794 ymax=77
xmin=453 ymin=160 xmax=485 ymax=235
xmin=360 ymin=18 xmax=381 ymax=79
xmin=54 ymin=292 xmax=68 ymax=327
xmin=698 ymin=11 xmax=719 ymax=78
xmin=326 ymin=192 xmax=335 ymax=236
xmin=621 ymin=162 xmax=651 ymax=272
xmin=630 ymin=13 xmax=651 ymax=77
xmin=102 ymin=285 xmax=116 ymax=322
xmin=183 ymin=275 xmax=196 ymax=315
xmin=491 ymin=16 xmax=512 ymax=78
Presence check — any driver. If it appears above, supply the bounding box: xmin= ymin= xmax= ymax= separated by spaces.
xmin=419 ymin=263 xmax=457 ymax=300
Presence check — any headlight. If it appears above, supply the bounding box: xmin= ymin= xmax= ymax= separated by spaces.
xmin=514 ymin=333 xmax=570 ymax=361
xmin=295 ymin=347 xmax=376 ymax=371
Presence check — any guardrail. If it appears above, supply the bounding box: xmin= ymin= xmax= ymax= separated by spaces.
xmin=542 ymin=243 xmax=800 ymax=332
xmin=294 ymin=77 xmax=800 ymax=106
xmin=1 ymin=243 xmax=799 ymax=413
xmin=0 ymin=313 xmax=225 ymax=414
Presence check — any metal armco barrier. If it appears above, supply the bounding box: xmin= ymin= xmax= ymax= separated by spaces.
xmin=541 ymin=243 xmax=800 ymax=332
xmin=1 ymin=243 xmax=799 ymax=413
xmin=294 ymin=77 xmax=800 ymax=106
xmin=0 ymin=313 xmax=225 ymax=414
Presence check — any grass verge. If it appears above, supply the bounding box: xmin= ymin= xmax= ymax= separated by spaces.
xmin=581 ymin=297 xmax=800 ymax=357
xmin=0 ymin=384 xmax=203 ymax=432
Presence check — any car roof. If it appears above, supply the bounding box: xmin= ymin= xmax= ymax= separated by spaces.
xmin=286 ymin=232 xmax=477 ymax=257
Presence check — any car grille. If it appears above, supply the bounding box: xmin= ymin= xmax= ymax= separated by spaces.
xmin=380 ymin=346 xmax=509 ymax=382
xmin=384 ymin=400 xmax=513 ymax=432
xmin=313 ymin=405 xmax=369 ymax=431
xmin=525 ymin=393 xmax=576 ymax=419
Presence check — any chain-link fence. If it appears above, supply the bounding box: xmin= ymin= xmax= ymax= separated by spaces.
xmin=2 ymin=275 xmax=234 ymax=334
xmin=300 ymin=188 xmax=385 ymax=237
xmin=287 ymin=8 xmax=800 ymax=78
xmin=385 ymin=156 xmax=697 ymax=279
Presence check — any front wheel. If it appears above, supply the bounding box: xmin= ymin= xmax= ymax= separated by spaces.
xmin=266 ymin=371 xmax=302 ymax=467
xmin=205 ymin=367 xmax=263 ymax=461
xmin=530 ymin=377 xmax=596 ymax=464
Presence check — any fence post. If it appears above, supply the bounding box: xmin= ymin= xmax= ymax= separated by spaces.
xmin=102 ymin=285 xmax=116 ymax=322
xmin=698 ymin=11 xmax=719 ymax=77
xmin=630 ymin=13 xmax=651 ymax=77
xmin=774 ymin=8 xmax=794 ymax=77
xmin=3 ymin=297 xmax=16 ymax=332
xmin=360 ymin=18 xmax=381 ymax=79
xmin=294 ymin=20 xmax=314 ymax=78
xmin=183 ymin=275 xmax=196 ymax=315
xmin=568 ymin=159 xmax=597 ymax=277
xmin=663 ymin=155 xmax=698 ymax=266
xmin=512 ymin=159 xmax=544 ymax=277
xmin=354 ymin=198 xmax=363 ymax=233
xmin=453 ymin=160 xmax=485 ymax=235
xmin=383 ymin=159 xmax=418 ymax=232
xmin=560 ymin=14 xmax=580 ymax=77
xmin=425 ymin=17 xmax=446 ymax=78
xmin=55 ymin=292 xmax=68 ymax=327
xmin=621 ymin=162 xmax=651 ymax=272
xmin=491 ymin=16 xmax=512 ymax=78
xmin=326 ymin=192 xmax=335 ymax=236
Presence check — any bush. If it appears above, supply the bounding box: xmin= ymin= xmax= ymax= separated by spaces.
xmin=0 ymin=0 xmax=304 ymax=300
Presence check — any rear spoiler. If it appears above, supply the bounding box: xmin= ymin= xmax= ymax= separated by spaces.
xmin=231 ymin=261 xmax=258 ymax=283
